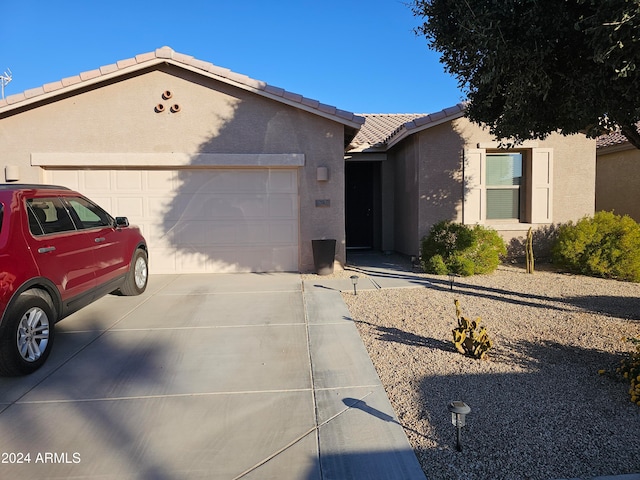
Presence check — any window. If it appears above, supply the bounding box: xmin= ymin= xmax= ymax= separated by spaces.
xmin=463 ymin=148 xmax=553 ymax=225
xmin=66 ymin=197 xmax=112 ymax=229
xmin=26 ymin=198 xmax=77 ymax=235
xmin=486 ymin=152 xmax=523 ymax=220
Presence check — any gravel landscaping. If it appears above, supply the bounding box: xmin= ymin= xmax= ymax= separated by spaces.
xmin=340 ymin=262 xmax=640 ymax=480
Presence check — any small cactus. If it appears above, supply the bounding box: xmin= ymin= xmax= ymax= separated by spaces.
xmin=525 ymin=227 xmax=535 ymax=274
xmin=452 ymin=299 xmax=493 ymax=359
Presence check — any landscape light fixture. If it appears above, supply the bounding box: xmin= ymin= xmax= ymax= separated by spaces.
xmin=448 ymin=272 xmax=458 ymax=290
xmin=350 ymin=275 xmax=359 ymax=295
xmin=447 ymin=401 xmax=471 ymax=452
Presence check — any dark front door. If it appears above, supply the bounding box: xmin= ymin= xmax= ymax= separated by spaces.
xmin=346 ymin=162 xmax=375 ymax=249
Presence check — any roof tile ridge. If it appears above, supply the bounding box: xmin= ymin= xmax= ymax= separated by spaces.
xmin=148 ymin=46 xmax=361 ymax=122
xmin=116 ymin=57 xmax=138 ymax=69
xmin=0 ymin=45 xmax=364 ymax=126
xmin=155 ymin=46 xmax=175 ymax=59
xmin=382 ymin=103 xmax=467 ymax=144
xmin=356 ymin=113 xmax=429 ymax=116
xmin=135 ymin=51 xmax=156 ymax=63
xmin=0 ymin=46 xmax=173 ymax=109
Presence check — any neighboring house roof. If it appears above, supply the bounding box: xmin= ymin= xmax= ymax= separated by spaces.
xmin=0 ymin=46 xmax=365 ymax=137
xmin=347 ymin=103 xmax=467 ymax=153
xmin=596 ymin=123 xmax=640 ymax=150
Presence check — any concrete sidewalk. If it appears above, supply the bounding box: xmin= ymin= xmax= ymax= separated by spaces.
xmin=310 ymin=251 xmax=435 ymax=293
xmin=0 ymin=271 xmax=425 ymax=479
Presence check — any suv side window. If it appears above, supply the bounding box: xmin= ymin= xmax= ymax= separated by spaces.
xmin=66 ymin=197 xmax=113 ymax=229
xmin=26 ymin=198 xmax=77 ymax=235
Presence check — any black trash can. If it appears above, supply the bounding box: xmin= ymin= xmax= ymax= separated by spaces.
xmin=312 ymin=239 xmax=336 ymax=275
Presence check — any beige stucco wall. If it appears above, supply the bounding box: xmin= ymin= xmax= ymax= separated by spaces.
xmin=596 ymin=146 xmax=640 ymax=222
xmin=387 ymin=117 xmax=596 ymax=257
xmin=389 ymin=137 xmax=420 ymax=255
xmin=380 ymin=159 xmax=395 ymax=252
xmin=0 ymin=65 xmax=348 ymax=272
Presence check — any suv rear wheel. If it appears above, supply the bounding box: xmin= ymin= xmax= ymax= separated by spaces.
xmin=0 ymin=290 xmax=56 ymax=376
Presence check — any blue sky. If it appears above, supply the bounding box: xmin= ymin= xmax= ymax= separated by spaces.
xmin=1 ymin=0 xmax=464 ymax=114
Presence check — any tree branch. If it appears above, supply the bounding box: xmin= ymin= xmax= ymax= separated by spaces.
xmin=620 ymin=123 xmax=640 ymax=150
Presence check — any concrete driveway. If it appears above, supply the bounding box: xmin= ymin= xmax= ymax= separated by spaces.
xmin=0 ymin=273 xmax=425 ymax=479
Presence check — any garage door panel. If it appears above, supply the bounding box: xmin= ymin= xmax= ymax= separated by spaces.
xmin=169 ymin=194 xmax=270 ymax=220
xmin=169 ymin=220 xmax=291 ymax=246
xmin=153 ymin=247 xmax=177 ymax=273
xmin=115 ymin=197 xmax=144 ymax=217
xmin=87 ymin=196 xmax=115 ymax=215
xmin=115 ymin=171 xmax=144 ymax=191
xmin=270 ymin=222 xmax=297 ymax=243
xmin=176 ymin=170 xmax=270 ymax=194
xmin=268 ymin=170 xmax=297 ymax=193
xmin=269 ymin=196 xmax=297 ymax=217
xmin=147 ymin=171 xmax=176 ymax=191
xmin=146 ymin=195 xmax=173 ymax=218
xmin=207 ymin=223 xmax=241 ymax=244
xmin=175 ymin=249 xmax=210 ymax=273
xmin=46 ymin=168 xmax=299 ymax=273
xmin=169 ymin=221 xmax=212 ymax=245
xmin=228 ymin=196 xmax=269 ymax=218
xmin=137 ymin=244 xmax=298 ymax=274
xmin=85 ymin=170 xmax=112 ymax=190
xmin=271 ymin=246 xmax=298 ymax=271
xmin=232 ymin=172 xmax=269 ymax=193
xmin=48 ymin=170 xmax=81 ymax=189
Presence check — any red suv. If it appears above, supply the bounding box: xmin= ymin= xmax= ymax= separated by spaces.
xmin=0 ymin=184 xmax=148 ymax=376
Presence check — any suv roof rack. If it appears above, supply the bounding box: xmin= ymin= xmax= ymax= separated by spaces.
xmin=0 ymin=184 xmax=71 ymax=191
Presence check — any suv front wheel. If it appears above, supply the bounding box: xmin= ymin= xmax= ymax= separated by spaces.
xmin=119 ymin=249 xmax=148 ymax=296
xmin=0 ymin=290 xmax=56 ymax=376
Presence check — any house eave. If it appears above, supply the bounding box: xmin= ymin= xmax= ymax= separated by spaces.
xmin=0 ymin=47 xmax=365 ymax=132
xmin=385 ymin=104 xmax=467 ymax=149
xmin=596 ymin=141 xmax=634 ymax=156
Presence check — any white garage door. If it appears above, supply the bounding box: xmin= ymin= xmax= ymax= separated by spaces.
xmin=45 ymin=168 xmax=299 ymax=273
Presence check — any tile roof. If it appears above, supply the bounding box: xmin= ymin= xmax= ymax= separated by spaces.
xmin=0 ymin=46 xmax=365 ymax=130
xmin=596 ymin=123 xmax=640 ymax=149
xmin=348 ymin=103 xmax=467 ymax=152
xmin=349 ymin=114 xmax=427 ymax=150
xmin=597 ymin=130 xmax=628 ymax=148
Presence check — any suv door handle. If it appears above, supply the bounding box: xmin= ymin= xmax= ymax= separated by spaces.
xmin=38 ymin=246 xmax=56 ymax=254
xmin=94 ymin=237 xmax=106 ymax=243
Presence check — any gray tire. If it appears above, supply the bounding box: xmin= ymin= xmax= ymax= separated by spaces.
xmin=0 ymin=291 xmax=56 ymax=376
xmin=119 ymin=249 xmax=148 ymax=296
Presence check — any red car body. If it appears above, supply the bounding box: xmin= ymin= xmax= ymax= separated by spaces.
xmin=0 ymin=184 xmax=148 ymax=375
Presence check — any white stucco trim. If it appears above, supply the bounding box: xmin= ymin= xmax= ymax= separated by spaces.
xmin=31 ymin=153 xmax=305 ymax=167
xmin=477 ymin=141 xmax=539 ymax=149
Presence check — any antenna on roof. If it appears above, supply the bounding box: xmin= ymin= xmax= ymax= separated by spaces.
xmin=1 ymin=68 xmax=12 ymax=99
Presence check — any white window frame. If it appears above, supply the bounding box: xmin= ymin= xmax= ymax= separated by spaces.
xmin=463 ymin=147 xmax=553 ymax=226
xmin=485 ymin=152 xmax=523 ymax=221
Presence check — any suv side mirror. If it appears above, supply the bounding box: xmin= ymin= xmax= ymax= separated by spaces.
xmin=115 ymin=217 xmax=129 ymax=228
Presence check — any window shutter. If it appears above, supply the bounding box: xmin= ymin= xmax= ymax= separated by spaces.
xmin=530 ymin=148 xmax=553 ymax=223
xmin=463 ymin=149 xmax=486 ymax=224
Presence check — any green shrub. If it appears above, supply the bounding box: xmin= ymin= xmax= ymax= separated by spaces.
xmin=552 ymin=211 xmax=640 ymax=282
xmin=427 ymin=254 xmax=448 ymax=275
xmin=420 ymin=221 xmax=506 ymax=276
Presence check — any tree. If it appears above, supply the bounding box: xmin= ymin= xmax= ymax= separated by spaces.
xmin=411 ymin=0 xmax=640 ymax=149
